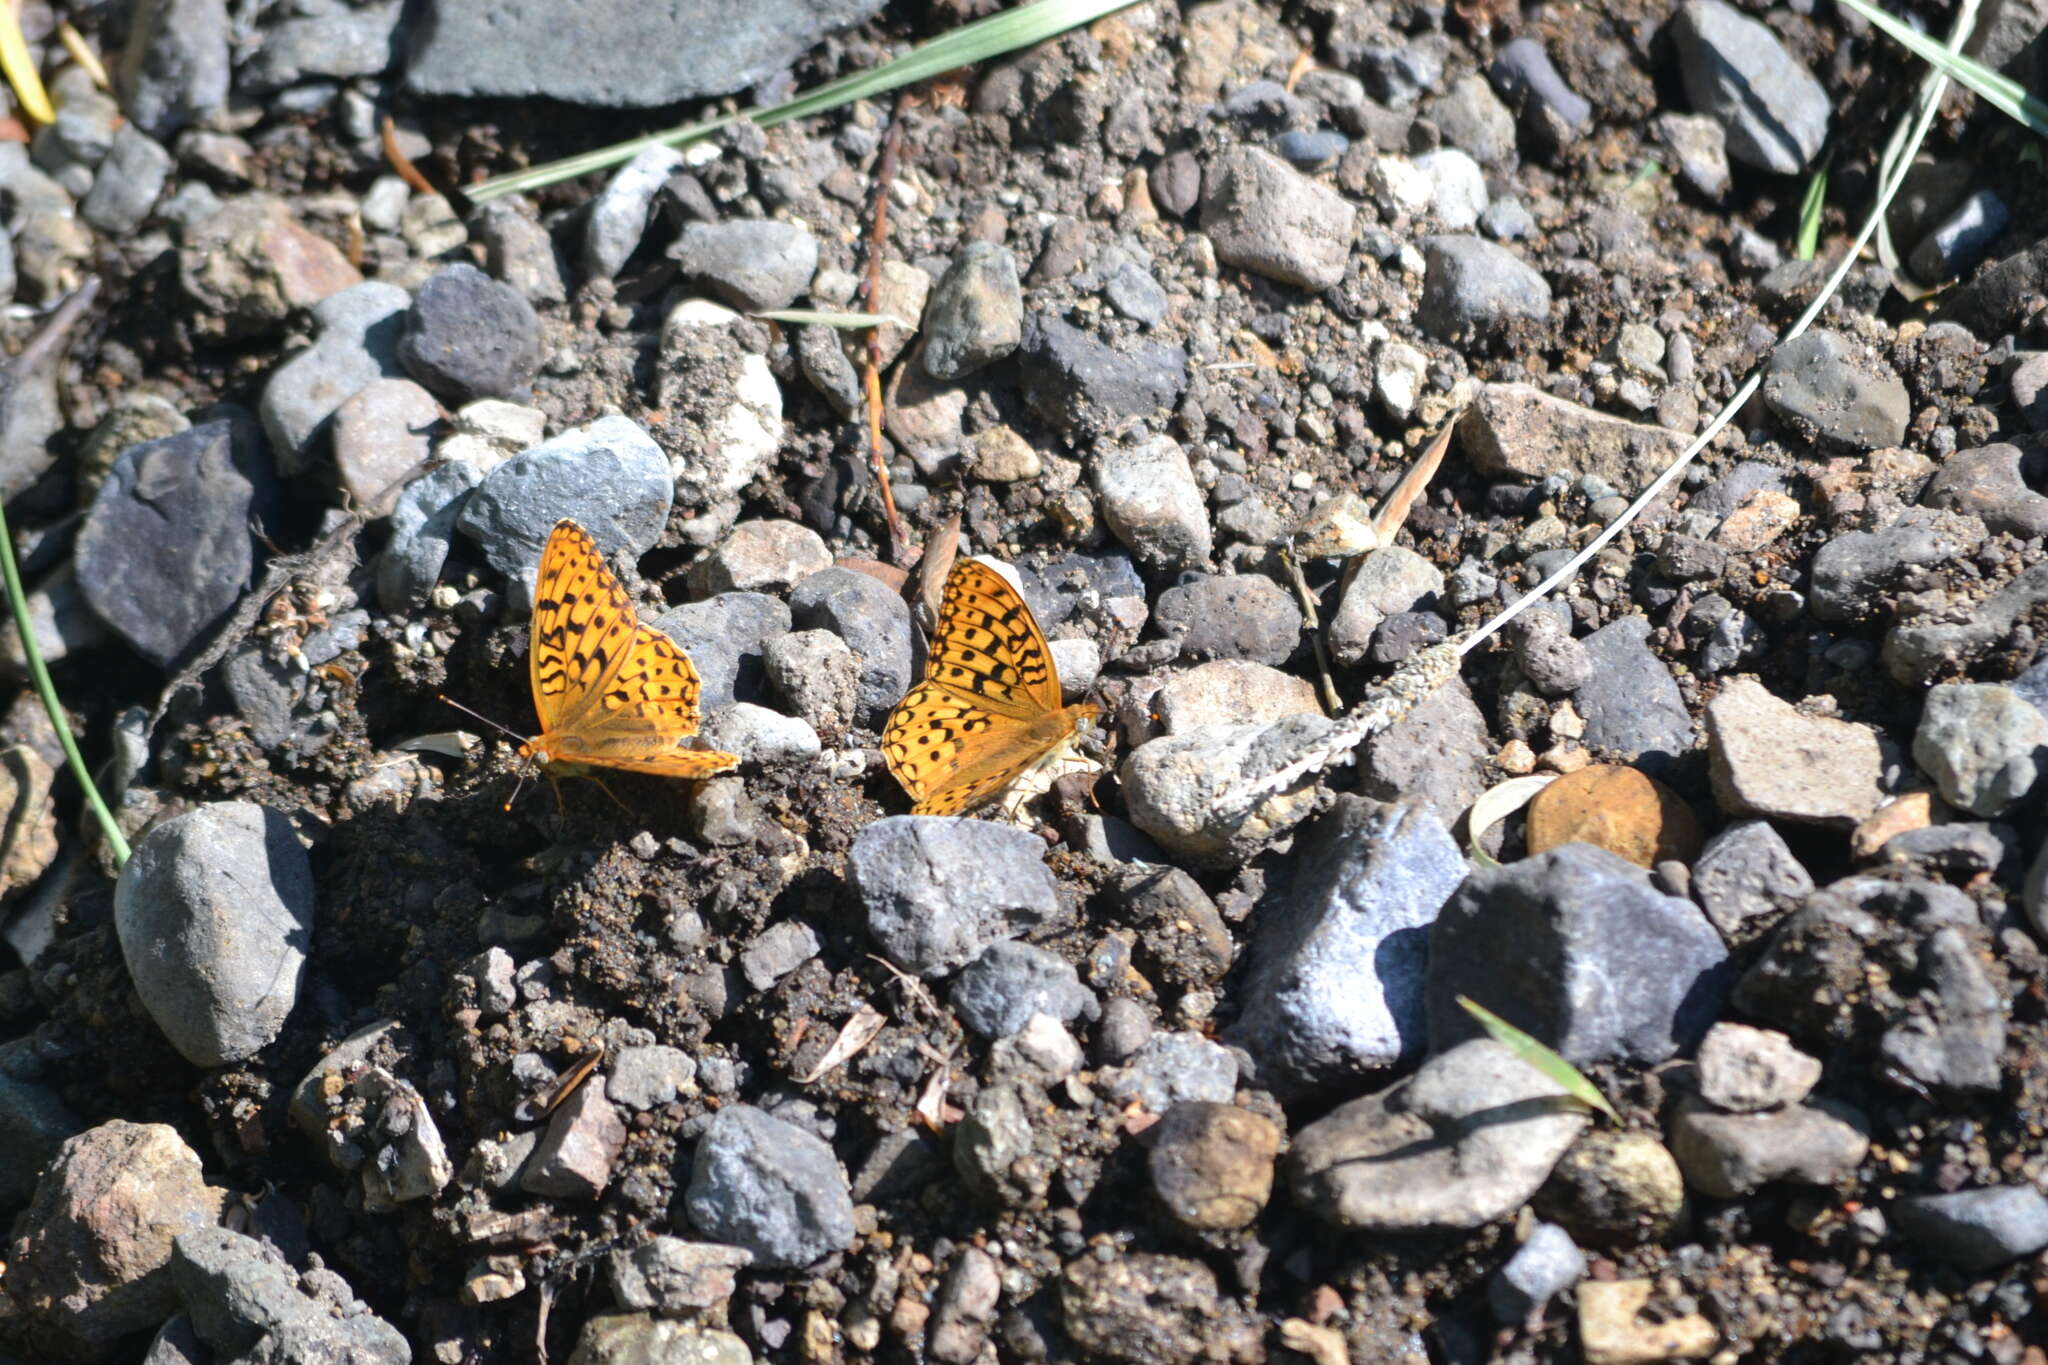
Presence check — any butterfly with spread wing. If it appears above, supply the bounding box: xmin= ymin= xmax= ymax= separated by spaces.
xmin=882 ymin=557 xmax=1101 ymax=817
xmin=446 ymin=519 xmax=736 ymax=806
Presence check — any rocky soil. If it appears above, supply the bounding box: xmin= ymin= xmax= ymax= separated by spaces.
xmin=4 ymin=0 xmax=2048 ymax=1363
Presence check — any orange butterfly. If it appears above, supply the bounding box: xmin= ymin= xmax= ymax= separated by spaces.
xmin=883 ymin=557 xmax=1100 ymax=816
xmin=452 ymin=519 xmax=736 ymax=804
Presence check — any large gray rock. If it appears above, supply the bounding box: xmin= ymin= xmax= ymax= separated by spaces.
xmin=1671 ymin=0 xmax=1830 ymax=174
xmin=684 ymin=1105 xmax=856 ymax=1269
xmin=172 ymin=1227 xmax=408 ymax=1363
xmin=407 ymin=0 xmax=888 ymax=107
xmin=1228 ymin=799 xmax=1466 ymax=1095
xmin=848 ymin=817 xmax=1061 ymax=978
xmin=1200 ymin=146 xmax=1358 ymax=290
xmin=455 ymin=415 xmax=674 ymax=608
xmin=1427 ymin=843 xmax=1729 ymax=1067
xmin=113 ymin=803 xmax=316 ymax=1067
xmin=76 ymin=416 xmax=278 ymax=669
xmin=1286 ymin=1039 xmax=1591 ymax=1232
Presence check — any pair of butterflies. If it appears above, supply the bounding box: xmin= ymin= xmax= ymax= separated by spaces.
xmin=510 ymin=518 xmax=1098 ymax=815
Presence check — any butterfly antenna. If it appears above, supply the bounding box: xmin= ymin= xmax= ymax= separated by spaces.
xmin=437 ymin=693 xmax=529 ymax=746
xmin=502 ymin=769 xmax=531 ymax=814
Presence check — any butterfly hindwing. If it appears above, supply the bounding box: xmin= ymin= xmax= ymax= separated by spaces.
xmin=881 ymin=682 xmax=1044 ymax=815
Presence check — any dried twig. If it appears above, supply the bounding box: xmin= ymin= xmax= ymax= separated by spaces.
xmin=1278 ymin=547 xmax=1341 ymax=714
xmin=861 ymin=113 xmax=910 ymax=565
xmin=381 ymin=115 xmax=435 ymax=196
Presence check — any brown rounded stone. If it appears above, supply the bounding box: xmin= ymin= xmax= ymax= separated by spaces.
xmin=1146 ymin=1101 xmax=1280 ymax=1232
xmin=1525 ymin=765 xmax=1703 ymax=868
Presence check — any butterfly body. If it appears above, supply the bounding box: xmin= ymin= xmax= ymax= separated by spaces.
xmin=518 ymin=519 xmax=737 ymax=787
xmin=884 ymin=557 xmax=1102 ymax=817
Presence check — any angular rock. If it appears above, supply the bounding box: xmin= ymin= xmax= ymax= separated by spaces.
xmin=671 ymin=220 xmax=818 ymax=313
xmin=399 ymin=263 xmax=544 ymax=403
xmin=1690 ymin=819 xmax=1813 ymax=946
xmin=76 ymin=416 xmax=276 ymax=668
xmin=520 ymin=1081 xmax=626 ymax=1199
xmin=1812 ymin=508 xmax=1982 ymax=624
xmin=1356 ymin=674 xmax=1491 ymax=824
xmin=1229 ymin=796 xmax=1465 ymax=1094
xmin=607 ymin=1237 xmax=751 ymax=1313
xmin=456 ymin=415 xmax=674 ymax=606
xmin=1199 ymin=146 xmax=1358 ymax=290
xmin=951 ymin=941 xmax=1097 ymax=1039
xmin=178 ymin=195 xmax=362 ymax=339
xmin=1098 ymin=1031 xmax=1239 ymax=1112
xmin=848 ymin=816 xmax=1060 ymax=978
xmin=1761 ymin=329 xmax=1910 ymax=453
xmin=1706 ymin=678 xmax=1884 ymax=826
xmin=3 ymin=1122 xmax=224 ymax=1357
xmin=1574 ymin=616 xmax=1695 ymax=770
xmin=1694 ymin=1023 xmax=1821 ymax=1112
xmin=1921 ymin=442 xmax=2048 ymax=538
xmin=788 ymin=567 xmax=914 ymax=725
xmin=406 ymin=0 xmax=888 ymax=107
xmin=567 ymin=1314 xmax=752 ymax=1365
xmin=1017 ymin=314 xmax=1187 ymax=440
xmin=1418 ymin=236 xmax=1550 ymax=343
xmin=1671 ymin=0 xmax=1830 ymax=174
xmin=584 ymin=145 xmax=686 ymax=281
xmin=685 ymin=1105 xmax=856 ymax=1269
xmin=687 ymin=519 xmax=832 ymax=597
xmin=171 ymin=1227 xmax=407 ymax=1364
xmin=117 ymin=0 xmax=230 ymax=137
xmin=377 ymin=462 xmax=482 ymax=611
xmin=1428 ymin=843 xmax=1729 ymax=1067
xmin=1287 ymin=1038 xmax=1592 ymax=1232
xmin=1154 ymin=660 xmax=1318 ymax=734
xmin=922 ymin=242 xmax=1023 ymax=380
xmin=1152 ymin=573 xmax=1300 ymax=665
xmin=1912 ymin=682 xmax=2048 ymax=817
xmin=1328 ymin=547 xmax=1443 ymax=667
xmin=259 ymin=281 xmax=411 ymax=474
xmin=1490 ymin=1223 xmax=1587 ymax=1324
xmin=1093 ymin=434 xmax=1212 ymax=572
xmin=1460 ymin=382 xmax=1688 ymax=495
xmin=1666 ymin=1095 xmax=1869 ymax=1198
xmin=652 ymin=592 xmax=791 ymax=710
xmin=332 ymin=377 xmax=438 ymax=513
xmin=763 ymin=628 xmax=860 ymax=735
xmin=1121 ymin=714 xmax=1337 ymax=868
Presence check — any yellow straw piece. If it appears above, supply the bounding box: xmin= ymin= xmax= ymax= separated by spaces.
xmin=57 ymin=22 xmax=108 ymax=92
xmin=0 ymin=2 xmax=54 ymax=125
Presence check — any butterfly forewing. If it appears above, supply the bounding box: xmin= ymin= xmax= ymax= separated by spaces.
xmin=883 ymin=557 xmax=1094 ymax=815
xmin=924 ymin=560 xmax=1062 ymax=716
xmin=529 ymin=520 xmax=642 ymax=734
xmin=523 ymin=520 xmax=737 ymax=780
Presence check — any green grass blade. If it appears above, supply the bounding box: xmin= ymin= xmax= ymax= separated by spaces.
xmin=1837 ymin=0 xmax=2048 ymax=138
xmin=467 ymin=0 xmax=1146 ymax=204
xmin=1457 ymin=995 xmax=1619 ymax=1123
xmin=1795 ymin=161 xmax=1828 ymax=260
xmin=0 ymin=497 xmax=130 ymax=868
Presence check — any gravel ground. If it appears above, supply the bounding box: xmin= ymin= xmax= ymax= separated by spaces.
xmin=4 ymin=1 xmax=2048 ymax=1363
